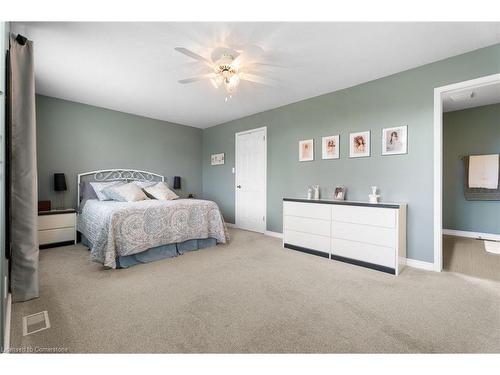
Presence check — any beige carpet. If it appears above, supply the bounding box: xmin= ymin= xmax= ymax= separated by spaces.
xmin=443 ymin=235 xmax=500 ymax=282
xmin=9 ymin=229 xmax=500 ymax=353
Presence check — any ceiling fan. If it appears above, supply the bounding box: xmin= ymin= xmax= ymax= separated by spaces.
xmin=175 ymin=45 xmax=276 ymax=100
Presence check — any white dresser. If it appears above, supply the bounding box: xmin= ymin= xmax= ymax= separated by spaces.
xmin=38 ymin=209 xmax=77 ymax=249
xmin=283 ymin=198 xmax=406 ymax=275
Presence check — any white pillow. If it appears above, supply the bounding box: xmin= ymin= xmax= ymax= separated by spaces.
xmin=133 ymin=180 xmax=157 ymax=189
xmin=103 ymin=182 xmax=148 ymax=202
xmin=90 ymin=181 xmax=124 ymax=201
xmin=144 ymin=182 xmax=179 ymax=200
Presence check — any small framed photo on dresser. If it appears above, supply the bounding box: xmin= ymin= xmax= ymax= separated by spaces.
xmin=333 ymin=186 xmax=346 ymax=200
xmin=382 ymin=125 xmax=407 ymax=155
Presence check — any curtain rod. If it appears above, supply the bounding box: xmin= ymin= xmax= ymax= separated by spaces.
xmin=15 ymin=34 xmax=27 ymax=46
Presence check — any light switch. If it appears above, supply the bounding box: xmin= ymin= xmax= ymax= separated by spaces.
xmin=232 ymin=167 xmax=235 ymax=174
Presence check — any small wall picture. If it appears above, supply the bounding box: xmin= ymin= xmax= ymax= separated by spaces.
xmin=211 ymin=153 xmax=225 ymax=165
xmin=333 ymin=186 xmax=346 ymax=200
xmin=349 ymin=131 xmax=370 ymax=158
xmin=299 ymin=139 xmax=314 ymax=162
xmin=382 ymin=125 xmax=408 ymax=155
xmin=322 ymin=135 xmax=340 ymax=160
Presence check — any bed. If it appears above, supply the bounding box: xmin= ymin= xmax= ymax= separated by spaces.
xmin=76 ymin=169 xmax=229 ymax=268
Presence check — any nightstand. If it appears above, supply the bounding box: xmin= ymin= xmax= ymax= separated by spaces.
xmin=38 ymin=209 xmax=77 ymax=249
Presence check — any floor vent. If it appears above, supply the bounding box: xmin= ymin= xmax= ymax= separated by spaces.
xmin=23 ymin=311 xmax=51 ymax=336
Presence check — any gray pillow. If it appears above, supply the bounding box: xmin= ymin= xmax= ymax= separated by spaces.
xmin=80 ymin=182 xmax=98 ymax=201
xmin=90 ymin=181 xmax=125 ymax=201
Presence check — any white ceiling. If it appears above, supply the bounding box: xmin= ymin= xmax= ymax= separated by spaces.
xmin=12 ymin=22 xmax=500 ymax=128
xmin=443 ymin=81 xmax=500 ymax=112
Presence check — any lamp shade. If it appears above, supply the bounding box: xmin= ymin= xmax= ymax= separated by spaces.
xmin=173 ymin=176 xmax=181 ymax=190
xmin=54 ymin=173 xmax=67 ymax=191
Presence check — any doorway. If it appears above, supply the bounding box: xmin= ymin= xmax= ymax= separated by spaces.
xmin=433 ymin=73 xmax=500 ymax=273
xmin=235 ymin=126 xmax=267 ymax=233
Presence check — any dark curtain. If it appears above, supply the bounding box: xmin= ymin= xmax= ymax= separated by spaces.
xmin=9 ymin=34 xmax=38 ymax=302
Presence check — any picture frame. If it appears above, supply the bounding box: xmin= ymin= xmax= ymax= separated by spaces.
xmin=333 ymin=186 xmax=346 ymax=200
xmin=299 ymin=139 xmax=314 ymax=162
xmin=322 ymin=135 xmax=340 ymax=160
xmin=349 ymin=131 xmax=370 ymax=158
xmin=211 ymin=153 xmax=225 ymax=165
xmin=382 ymin=125 xmax=408 ymax=155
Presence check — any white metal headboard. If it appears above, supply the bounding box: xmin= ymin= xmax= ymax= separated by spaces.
xmin=77 ymin=168 xmax=164 ymax=210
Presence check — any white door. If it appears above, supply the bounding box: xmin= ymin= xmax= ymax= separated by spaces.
xmin=235 ymin=127 xmax=267 ymax=233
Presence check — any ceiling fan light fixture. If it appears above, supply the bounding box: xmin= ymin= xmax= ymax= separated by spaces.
xmin=222 ymin=69 xmax=232 ymax=82
xmin=175 ymin=45 xmax=275 ymax=99
xmin=224 ymin=75 xmax=240 ymax=94
xmin=229 ymin=74 xmax=240 ymax=85
xmin=226 ymin=83 xmax=237 ymax=94
xmin=210 ymin=78 xmax=219 ymax=89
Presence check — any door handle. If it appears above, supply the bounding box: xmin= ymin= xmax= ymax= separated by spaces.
xmin=236 ymin=185 xmax=241 ymax=189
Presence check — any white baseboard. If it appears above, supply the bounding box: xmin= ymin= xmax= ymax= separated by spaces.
xmin=3 ymin=292 xmax=11 ymax=353
xmin=265 ymin=230 xmax=283 ymax=239
xmin=406 ymin=258 xmax=435 ymax=271
xmin=228 ymin=222 xmax=435 ymax=270
xmin=226 ymin=223 xmax=283 ymax=239
xmin=443 ymin=229 xmax=500 ymax=242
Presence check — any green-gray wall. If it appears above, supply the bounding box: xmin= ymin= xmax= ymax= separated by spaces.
xmin=36 ymin=95 xmax=203 ymax=209
xmin=443 ymin=104 xmax=500 ymax=235
xmin=202 ymin=43 xmax=500 ymax=263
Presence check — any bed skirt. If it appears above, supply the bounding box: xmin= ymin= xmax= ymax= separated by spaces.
xmin=81 ymin=235 xmax=217 ymax=268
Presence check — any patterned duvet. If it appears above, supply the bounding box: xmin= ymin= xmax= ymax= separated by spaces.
xmin=77 ymin=199 xmax=229 ymax=268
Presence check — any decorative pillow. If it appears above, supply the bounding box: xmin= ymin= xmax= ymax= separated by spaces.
xmin=133 ymin=180 xmax=158 ymax=189
xmin=79 ymin=181 xmax=98 ymax=201
xmin=101 ymin=186 xmax=123 ymax=202
xmin=90 ymin=181 xmax=125 ymax=201
xmin=103 ymin=182 xmax=148 ymax=202
xmin=143 ymin=182 xmax=179 ymax=200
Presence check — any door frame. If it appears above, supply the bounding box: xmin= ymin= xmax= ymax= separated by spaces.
xmin=433 ymin=73 xmax=500 ymax=272
xmin=234 ymin=126 xmax=267 ymax=233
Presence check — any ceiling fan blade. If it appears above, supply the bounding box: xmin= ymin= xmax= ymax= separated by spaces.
xmin=232 ymin=45 xmax=286 ymax=72
xmin=240 ymin=73 xmax=274 ymax=86
xmin=210 ymin=46 xmax=240 ymax=63
xmin=232 ymin=51 xmax=258 ymax=68
xmin=242 ymin=62 xmax=286 ymax=75
xmin=248 ymin=62 xmax=286 ymax=68
xmin=234 ymin=44 xmax=264 ymax=60
xmin=231 ymin=54 xmax=245 ymax=69
xmin=178 ymin=73 xmax=217 ymax=84
xmin=174 ymin=47 xmax=213 ymax=66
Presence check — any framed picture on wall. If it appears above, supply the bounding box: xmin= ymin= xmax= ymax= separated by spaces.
xmin=211 ymin=153 xmax=225 ymax=165
xmin=322 ymin=135 xmax=340 ymax=159
xmin=349 ymin=131 xmax=370 ymax=158
xmin=299 ymin=139 xmax=314 ymax=162
xmin=382 ymin=125 xmax=408 ymax=155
